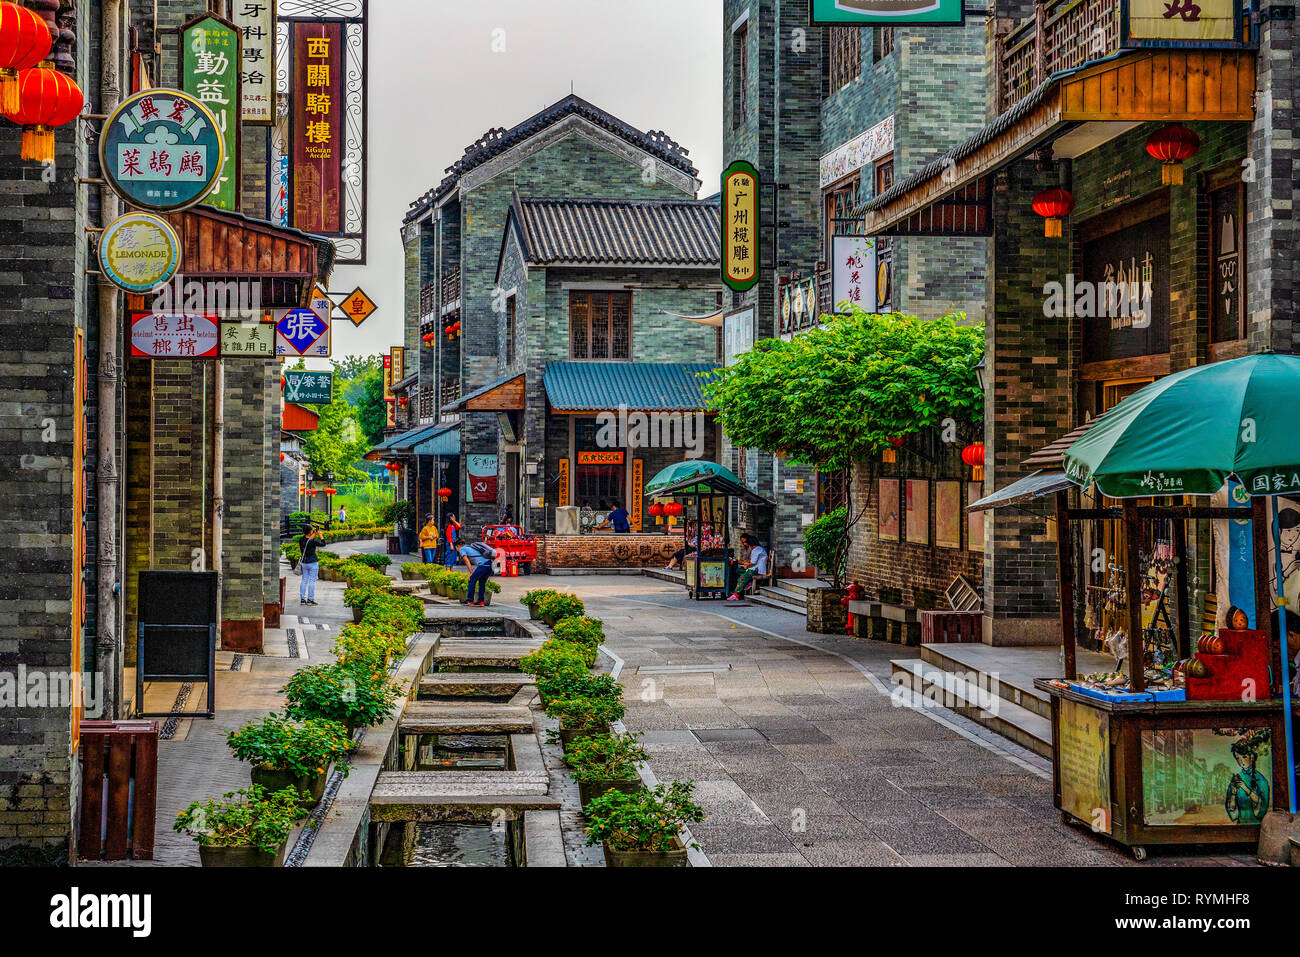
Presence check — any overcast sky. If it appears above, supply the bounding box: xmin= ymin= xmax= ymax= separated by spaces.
xmin=322 ymin=0 xmax=724 ymax=363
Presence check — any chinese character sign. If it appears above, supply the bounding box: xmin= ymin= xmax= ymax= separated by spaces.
xmin=1128 ymin=0 xmax=1238 ymax=42
xmin=232 ymin=1 xmax=275 ymax=123
xmin=100 ymin=89 xmax=224 ymax=212
xmin=180 ymin=15 xmax=241 ymax=211
xmin=722 ymin=160 xmax=760 ymax=292
xmin=275 ymin=306 xmax=330 ymax=357
xmin=130 ymin=313 xmax=221 ymax=358
xmin=831 ymin=235 xmax=878 ymax=314
xmin=220 ymin=321 xmax=275 ymax=357
xmin=284 ymin=369 xmax=333 ymax=403
xmin=292 ymin=21 xmax=343 ymax=233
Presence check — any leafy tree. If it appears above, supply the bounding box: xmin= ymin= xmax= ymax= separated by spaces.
xmin=355 ymin=369 xmax=387 ymax=447
xmin=301 ymin=376 xmax=372 ymax=482
xmin=332 ymin=354 xmax=382 ymax=389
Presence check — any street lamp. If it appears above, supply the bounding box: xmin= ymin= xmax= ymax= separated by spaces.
xmin=974 ymin=356 xmax=986 ymax=393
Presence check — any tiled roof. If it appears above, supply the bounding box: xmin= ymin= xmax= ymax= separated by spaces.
xmin=512 ymin=196 xmax=720 ymax=266
xmin=543 ymin=362 xmax=718 ymax=413
xmin=404 ymin=95 xmax=698 ymax=224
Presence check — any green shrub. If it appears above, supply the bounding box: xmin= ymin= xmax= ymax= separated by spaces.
xmin=520 ymin=643 xmax=589 ymax=680
xmin=343 ymin=584 xmax=385 ymax=610
xmin=282 ymin=661 xmax=402 ymax=729
xmin=350 ymin=552 xmax=392 ymax=571
xmin=536 ymin=672 xmax=621 ymax=708
xmin=584 ymin=782 xmax=705 ymax=852
xmin=521 ymin=588 xmax=558 ymax=609
xmin=280 ymin=542 xmax=301 ymax=564
xmin=333 ymin=622 xmax=409 ymax=670
xmin=173 ymin=785 xmax=304 ymax=852
xmin=226 ymin=713 xmax=352 ymax=779
xmin=804 ymin=506 xmax=848 ymax=588
xmin=537 ymin=592 xmax=585 ymax=624
xmin=551 ymin=616 xmax=604 ymax=649
xmin=563 ymin=732 xmax=647 ymax=783
xmin=544 ymin=692 xmax=624 ymax=728
xmin=338 ymin=562 xmax=389 ymax=588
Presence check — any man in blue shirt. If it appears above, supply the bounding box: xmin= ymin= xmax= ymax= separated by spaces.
xmin=458 ymin=536 xmax=497 ymax=606
xmin=599 ymin=501 xmax=631 ymax=534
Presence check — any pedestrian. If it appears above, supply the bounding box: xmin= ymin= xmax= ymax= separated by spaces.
xmin=458 ymin=535 xmax=496 ymax=606
xmin=444 ymin=513 xmax=462 ymax=567
xmin=598 ymin=500 xmax=631 ymax=533
xmin=418 ymin=513 xmax=439 ymax=565
xmin=727 ymin=533 xmax=769 ymax=602
xmin=500 ymin=503 xmax=514 ymax=524
xmin=338 ymin=504 xmax=347 ymax=524
xmin=299 ymin=526 xmax=322 ymax=605
xmin=666 ymin=520 xmax=701 ymax=570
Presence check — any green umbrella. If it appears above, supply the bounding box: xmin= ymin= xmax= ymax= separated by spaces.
xmin=1063 ymin=352 xmax=1298 ymax=813
xmin=644 ymin=460 xmax=743 ymax=496
xmin=1064 ymin=353 xmax=1300 ymax=499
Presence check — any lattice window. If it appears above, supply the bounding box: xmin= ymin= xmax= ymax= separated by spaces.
xmin=505 ymin=295 xmax=517 ymax=366
xmin=733 ymin=23 xmax=748 ymax=127
xmin=874 ymin=27 xmax=893 ymax=62
xmin=824 ymin=175 xmax=860 ymax=260
xmin=828 ymin=27 xmax=861 ymax=93
xmin=570 ymin=291 xmax=632 ymax=360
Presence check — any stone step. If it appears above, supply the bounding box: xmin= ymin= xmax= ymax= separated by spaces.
xmin=889 ymin=658 xmax=1052 ymax=758
xmin=919 ymin=643 xmax=1053 ymax=719
xmin=418 ymin=672 xmax=533 ymax=698
xmin=432 ymin=639 xmax=542 ymax=670
xmin=399 ymin=701 xmax=535 ymax=735
xmin=370 ymin=770 xmax=558 ymax=822
xmin=748 ymin=591 xmax=808 ymax=615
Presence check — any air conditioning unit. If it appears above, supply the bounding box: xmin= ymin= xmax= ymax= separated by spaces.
xmin=555 ymin=506 xmax=580 ymax=536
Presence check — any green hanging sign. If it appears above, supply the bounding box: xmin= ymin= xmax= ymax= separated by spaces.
xmin=809 ymin=0 xmax=965 ymax=26
xmin=179 ymin=13 xmax=242 ymax=211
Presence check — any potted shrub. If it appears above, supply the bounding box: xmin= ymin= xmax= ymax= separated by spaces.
xmin=564 ymin=732 xmax=648 ymax=808
xmin=280 ymin=542 xmax=300 ymax=571
xmin=226 ymin=713 xmax=352 ymax=808
xmin=282 ymin=661 xmax=402 ymax=732
xmin=521 ymin=588 xmax=558 ymax=621
xmin=584 ymin=782 xmax=705 ymax=868
xmin=173 ymin=785 xmax=303 ymax=867
xmin=343 ymin=584 xmax=384 ymax=623
xmin=536 ymin=672 xmax=622 ymax=709
xmin=333 ymin=622 xmax=408 ymax=671
xmin=520 ymin=643 xmax=590 ymax=681
xmin=400 ymin=561 xmax=425 ymax=581
xmin=482 ymin=580 xmax=501 ymax=606
xmin=551 ymin=616 xmax=604 ymax=651
xmin=545 ymin=693 xmax=625 ymax=751
xmin=537 ymin=592 xmax=585 ymax=627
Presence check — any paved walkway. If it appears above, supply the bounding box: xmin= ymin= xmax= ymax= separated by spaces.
xmin=493 ymin=573 xmax=1256 ymax=868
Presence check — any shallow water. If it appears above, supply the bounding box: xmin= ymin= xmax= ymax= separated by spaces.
xmin=413 ymin=733 xmax=509 ymax=771
xmin=409 ymin=823 xmax=513 ymax=867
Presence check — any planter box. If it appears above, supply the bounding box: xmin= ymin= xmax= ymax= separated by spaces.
xmin=198 ymin=839 xmax=288 ymax=867
xmin=483 ymin=592 xmax=494 ymax=606
xmin=527 ymin=607 xmax=543 ymax=621
xmin=352 ymin=605 xmax=365 ymax=623
xmin=602 ymin=837 xmax=687 ymax=868
xmin=577 ymin=777 xmax=644 ymax=808
xmin=401 ymin=570 xmax=420 ymax=581
xmin=806 ymin=588 xmax=847 ymax=634
xmin=559 ymin=723 xmax=608 ymax=752
xmin=250 ymin=765 xmax=329 ymax=809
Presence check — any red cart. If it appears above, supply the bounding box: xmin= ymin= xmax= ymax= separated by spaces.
xmin=481 ymin=524 xmax=536 ymax=575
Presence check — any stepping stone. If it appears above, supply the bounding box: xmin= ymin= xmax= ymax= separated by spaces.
xmin=433 ymin=639 xmax=542 ymax=670
xmin=399 ymin=701 xmax=535 ymax=735
xmin=418 ymin=672 xmax=533 ymax=698
xmin=369 ymin=770 xmax=558 ymax=821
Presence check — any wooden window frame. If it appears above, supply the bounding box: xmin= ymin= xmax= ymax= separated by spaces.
xmin=569 ymin=290 xmax=633 ymax=361
xmin=874 ymin=26 xmax=894 ymax=61
xmin=823 ymin=173 xmax=860 ymax=262
xmin=827 ymin=26 xmax=861 ymax=93
xmin=873 ymin=154 xmax=894 ymax=197
xmin=733 ymin=22 xmax=748 ymax=128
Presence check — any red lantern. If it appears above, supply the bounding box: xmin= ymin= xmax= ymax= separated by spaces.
xmin=398 ymin=397 xmax=408 ymax=407
xmin=437 ymin=486 xmax=452 ymax=502
xmin=5 ymin=63 xmax=83 ymax=164
xmin=279 ymin=452 xmax=285 ymax=462
xmin=961 ymin=442 xmax=985 ymax=482
xmin=0 ymin=2 xmax=51 ymax=115
xmin=664 ymin=502 xmax=684 ymax=517
xmin=882 ymin=435 xmax=904 ymax=464
xmin=647 ymin=503 xmax=664 ymax=517
xmin=1031 ymin=188 xmax=1074 ymax=238
xmin=1145 ymin=124 xmax=1199 ymax=186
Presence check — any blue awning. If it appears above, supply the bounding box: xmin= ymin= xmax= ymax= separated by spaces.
xmin=412 ymin=423 xmax=461 ymax=456
xmin=369 ymin=422 xmax=448 ymax=456
xmin=543 ymin=361 xmax=718 ymax=413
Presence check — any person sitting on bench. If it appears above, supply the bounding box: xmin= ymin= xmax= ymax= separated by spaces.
xmin=727 ymin=534 xmax=768 ymax=601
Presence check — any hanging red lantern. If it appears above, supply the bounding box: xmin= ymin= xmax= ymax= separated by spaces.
xmin=279 ymin=452 xmax=285 ymax=462
xmin=664 ymin=502 xmax=684 ymax=517
xmin=4 ymin=62 xmax=83 ymax=164
xmin=882 ymin=435 xmax=904 ymax=464
xmin=647 ymin=503 xmax=664 ymax=518
xmin=324 ymin=487 xmax=338 ymax=496
xmin=398 ymin=397 xmax=408 ymax=407
xmin=1145 ymin=124 xmax=1199 ymax=186
xmin=1031 ymin=188 xmax=1074 ymax=238
xmin=0 ymin=2 xmax=52 ymax=115
xmin=437 ymin=486 xmax=452 ymax=502
xmin=961 ymin=442 xmax=985 ymax=482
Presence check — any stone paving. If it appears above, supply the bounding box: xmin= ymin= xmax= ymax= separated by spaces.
xmin=492 ymin=572 xmax=1257 ymax=868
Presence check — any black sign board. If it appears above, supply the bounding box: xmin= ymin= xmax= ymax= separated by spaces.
xmin=1080 ymin=211 xmax=1170 ymax=364
xmin=136 ymin=571 xmax=218 ymax=719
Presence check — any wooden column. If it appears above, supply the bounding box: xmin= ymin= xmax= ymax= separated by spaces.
xmin=1172 ymin=516 xmax=1190 ymax=659
xmin=1054 ymin=490 xmax=1077 ymax=679
xmin=1123 ymin=499 xmax=1145 ymax=692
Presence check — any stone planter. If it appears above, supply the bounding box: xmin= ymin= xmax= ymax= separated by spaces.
xmin=806 ymin=588 xmax=847 ymax=634
xmin=559 ymin=722 xmax=608 ymax=752
xmin=482 ymin=592 xmax=494 ymax=606
xmin=352 ymin=605 xmax=365 ymax=623
xmin=527 ymin=606 xmax=543 ymax=621
xmin=250 ymin=765 xmax=329 ymax=809
xmin=602 ymin=837 xmax=687 ymax=868
xmin=436 ymin=582 xmax=450 ymax=598
xmin=577 ymin=777 xmax=644 ymax=808
xmin=401 ymin=570 xmax=419 ymax=581
xmin=320 ymin=567 xmax=338 ymax=582
xmin=199 ymin=840 xmax=288 ymax=868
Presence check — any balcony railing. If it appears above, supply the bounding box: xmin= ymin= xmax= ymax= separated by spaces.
xmin=419 ymin=282 xmax=437 ymax=319
xmin=996 ymin=0 xmax=1121 ymax=115
xmin=441 ymin=266 xmax=461 ymax=312
xmin=440 ymin=380 xmax=461 ymax=410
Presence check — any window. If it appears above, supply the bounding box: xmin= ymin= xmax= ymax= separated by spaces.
xmin=570 ymin=291 xmax=632 ymax=360
xmin=1209 ymin=181 xmax=1245 ymax=343
xmin=505 ymin=295 xmax=517 ymax=366
xmin=732 ymin=23 xmax=748 ymax=127
xmin=827 ymin=27 xmax=861 ymax=93
xmin=874 ymin=27 xmax=894 ymax=61
xmin=874 ymin=155 xmax=894 ymax=197
xmin=824 ymin=175 xmax=859 ymax=260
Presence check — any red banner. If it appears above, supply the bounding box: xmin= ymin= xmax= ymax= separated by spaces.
xmin=292 ymin=21 xmax=342 ymax=233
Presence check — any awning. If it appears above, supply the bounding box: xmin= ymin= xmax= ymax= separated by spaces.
xmin=367 ymin=422 xmax=449 ymax=458
xmin=858 ymin=50 xmax=1255 ymax=237
xmin=282 ymin=403 xmax=319 ymax=432
xmin=968 ymin=471 xmax=1073 ymax=512
xmin=651 ymin=470 xmax=776 ymax=507
xmin=544 ymin=361 xmax=717 ymax=413
xmin=443 ymin=373 xmax=525 ymax=413
xmin=411 ymin=423 xmax=461 ymax=457
xmin=1022 ymin=417 xmax=1099 ymax=472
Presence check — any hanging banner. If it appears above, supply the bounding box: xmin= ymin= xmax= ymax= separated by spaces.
xmin=291 ymin=20 xmax=343 ymax=233
xmin=631 ymin=459 xmax=644 ymax=531
xmin=99 ymin=89 xmax=224 ymax=212
xmin=99 ymin=212 xmax=182 ymax=293
xmin=232 ymin=1 xmax=275 ymax=123
xmin=831 ymin=234 xmax=878 ymax=314
xmin=810 ymin=0 xmax=966 ymax=26
xmin=130 ymin=313 xmax=221 ymax=358
xmin=721 ymin=160 xmax=760 ymax=292
xmin=180 ymin=13 xmax=242 ymax=211
xmin=467 ymin=454 xmax=499 ymax=504
xmin=382 ymin=353 xmax=393 ymax=402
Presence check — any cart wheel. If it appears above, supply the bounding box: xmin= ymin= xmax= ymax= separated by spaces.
xmin=1131 ymin=845 xmax=1147 ymax=862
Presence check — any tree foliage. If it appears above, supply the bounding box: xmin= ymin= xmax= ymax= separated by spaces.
xmin=354 ymin=370 xmax=387 ymax=447
xmin=702 ymin=308 xmax=984 ymax=472
xmin=300 ymin=376 xmax=372 ymax=482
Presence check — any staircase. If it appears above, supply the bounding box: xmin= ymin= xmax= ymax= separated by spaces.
xmin=889 ymin=643 xmax=1056 ymax=758
xmin=747 ymin=579 xmax=815 ymax=615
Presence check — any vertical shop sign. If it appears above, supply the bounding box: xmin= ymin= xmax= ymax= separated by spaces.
xmin=721 ymin=160 xmax=760 ymax=292
xmin=180 ymin=14 xmax=242 ymax=211
xmin=232 ymin=1 xmax=276 ymax=123
xmin=631 ymin=459 xmax=644 ymax=531
xmin=291 ymin=20 xmax=342 ymax=232
xmin=558 ymin=458 xmax=570 ymax=507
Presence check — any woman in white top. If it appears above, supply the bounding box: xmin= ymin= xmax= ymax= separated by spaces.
xmin=727 ymin=534 xmax=768 ymax=601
